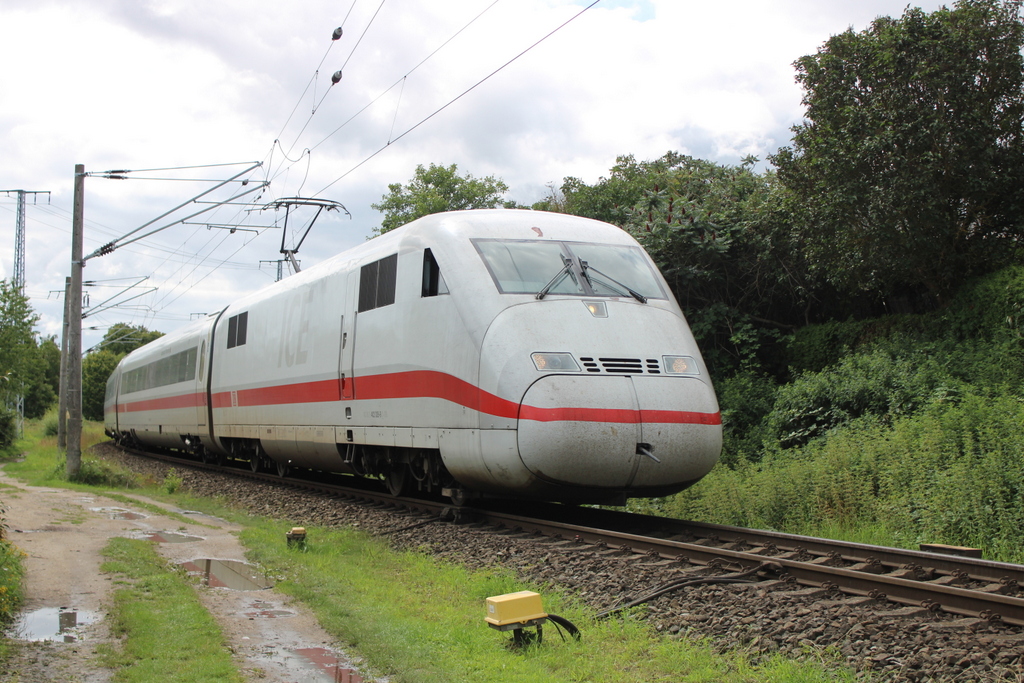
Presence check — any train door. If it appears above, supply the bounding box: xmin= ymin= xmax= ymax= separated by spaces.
xmin=339 ymin=270 xmax=357 ymax=399
xmin=195 ymin=340 xmax=207 ymax=427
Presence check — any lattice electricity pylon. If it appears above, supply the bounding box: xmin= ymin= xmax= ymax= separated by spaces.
xmin=1 ymin=189 xmax=50 ymax=292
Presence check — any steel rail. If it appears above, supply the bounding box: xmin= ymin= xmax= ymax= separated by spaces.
xmin=472 ymin=508 xmax=1024 ymax=627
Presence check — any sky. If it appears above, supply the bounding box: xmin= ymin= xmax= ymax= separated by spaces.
xmin=0 ymin=0 xmax=949 ymax=352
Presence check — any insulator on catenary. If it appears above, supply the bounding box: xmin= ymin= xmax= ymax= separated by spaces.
xmin=332 ymin=70 xmax=343 ymax=85
xmin=332 ymin=27 xmax=343 ymax=40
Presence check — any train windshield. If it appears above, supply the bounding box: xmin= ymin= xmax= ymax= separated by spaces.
xmin=473 ymin=239 xmax=665 ymax=299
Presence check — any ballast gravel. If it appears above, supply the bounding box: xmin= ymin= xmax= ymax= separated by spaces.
xmin=99 ymin=445 xmax=1024 ymax=682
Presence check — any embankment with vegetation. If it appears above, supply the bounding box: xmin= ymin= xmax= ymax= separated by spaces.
xmin=631 ymin=266 xmax=1024 ymax=564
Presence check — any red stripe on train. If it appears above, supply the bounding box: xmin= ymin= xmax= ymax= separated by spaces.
xmin=121 ymin=371 xmax=721 ymax=426
xmin=118 ymin=392 xmax=206 ymax=413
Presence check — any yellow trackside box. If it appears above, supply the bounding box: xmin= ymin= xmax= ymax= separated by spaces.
xmin=485 ymin=591 xmax=547 ymax=627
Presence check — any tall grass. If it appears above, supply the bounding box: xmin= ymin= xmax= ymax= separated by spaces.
xmin=651 ymin=393 xmax=1024 ymax=563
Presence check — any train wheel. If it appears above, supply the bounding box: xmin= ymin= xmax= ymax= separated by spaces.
xmin=385 ymin=465 xmax=410 ymax=497
xmin=448 ymin=487 xmax=468 ymax=507
xmin=276 ymin=460 xmax=290 ymax=478
xmin=250 ymin=456 xmax=261 ymax=473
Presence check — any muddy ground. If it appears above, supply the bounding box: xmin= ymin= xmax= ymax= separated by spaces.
xmin=0 ymin=461 xmax=375 ymax=683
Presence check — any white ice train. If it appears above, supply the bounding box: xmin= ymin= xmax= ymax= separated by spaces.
xmin=104 ymin=209 xmax=722 ymax=505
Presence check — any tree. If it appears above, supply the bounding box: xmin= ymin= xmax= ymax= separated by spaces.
xmin=94 ymin=323 xmax=163 ymax=356
xmin=372 ymin=163 xmax=511 ymax=235
xmin=0 ymin=279 xmax=40 ymax=415
xmin=23 ymin=337 xmax=59 ymax=419
xmin=541 ymin=152 xmax=818 ymax=376
xmin=771 ymin=0 xmax=1024 ymax=301
xmin=82 ymin=350 xmax=122 ymax=422
xmin=80 ymin=324 xmax=163 ymax=422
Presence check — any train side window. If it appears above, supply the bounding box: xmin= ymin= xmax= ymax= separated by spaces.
xmin=421 ymin=249 xmax=449 ymax=297
xmin=358 ymin=253 xmax=398 ymax=312
xmin=226 ymin=311 xmax=248 ymax=348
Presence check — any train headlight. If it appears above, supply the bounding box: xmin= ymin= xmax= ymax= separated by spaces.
xmin=531 ymin=353 xmax=580 ymax=372
xmin=583 ymin=300 xmax=608 ymax=318
xmin=663 ymin=355 xmax=700 ymax=375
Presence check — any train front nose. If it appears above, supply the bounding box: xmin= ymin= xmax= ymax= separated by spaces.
xmin=516 ymin=373 xmax=721 ymax=490
xmin=479 ymin=300 xmax=722 ymax=496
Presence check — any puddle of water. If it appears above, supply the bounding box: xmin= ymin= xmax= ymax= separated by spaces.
xmin=180 ymin=559 xmax=273 ymax=590
xmin=256 ymin=646 xmax=365 ymax=683
xmin=242 ymin=599 xmax=294 ymax=618
xmin=176 ymin=509 xmax=228 ymax=523
xmin=6 ymin=608 xmax=100 ymax=642
xmin=129 ymin=530 xmax=203 ymax=543
xmin=90 ymin=507 xmax=148 ymax=520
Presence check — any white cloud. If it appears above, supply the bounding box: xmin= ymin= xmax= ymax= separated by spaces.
xmin=0 ymin=0 xmax=949 ymax=348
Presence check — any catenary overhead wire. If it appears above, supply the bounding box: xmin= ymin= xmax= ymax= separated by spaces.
xmin=313 ymin=0 xmax=601 ymax=197
xmin=307 ymin=0 xmax=503 ymax=154
xmin=273 ymin=0 xmax=361 ymax=143
xmin=267 ymin=0 xmax=503 ymax=192
xmin=281 ymin=0 xmax=391 ymax=161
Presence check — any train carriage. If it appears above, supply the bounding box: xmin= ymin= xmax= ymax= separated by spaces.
xmin=105 ymin=209 xmax=722 ymax=505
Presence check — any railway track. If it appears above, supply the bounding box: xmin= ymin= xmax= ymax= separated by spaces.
xmin=126 ymin=445 xmax=1024 ymax=628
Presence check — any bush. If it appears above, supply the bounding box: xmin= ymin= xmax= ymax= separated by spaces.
xmin=42 ymin=409 xmax=59 ymax=437
xmin=0 ymin=538 xmax=25 ymax=626
xmin=0 ymin=406 xmax=16 ymax=453
xmin=57 ymin=456 xmax=138 ymax=488
xmin=766 ymin=347 xmax=956 ymax=448
xmin=163 ymin=468 xmax=182 ymax=494
xmin=716 ymin=370 xmax=777 ymax=464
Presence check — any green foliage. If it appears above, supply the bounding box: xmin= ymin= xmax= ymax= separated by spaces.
xmin=716 ymin=370 xmax=777 ymax=464
xmin=662 ymin=393 xmax=1024 ymax=564
xmin=82 ymin=349 xmax=124 ymax=422
xmin=0 ymin=279 xmax=48 ymax=417
xmin=371 ymin=163 xmax=511 ymax=235
xmin=784 ymin=320 xmax=866 ymax=375
xmin=768 ymin=347 xmax=957 ymax=448
xmin=81 ymin=325 xmax=162 ymax=423
xmin=42 ymin=409 xmax=59 ymax=437
xmin=0 ymin=406 xmax=16 ymax=453
xmin=22 ymin=336 xmax=59 ymax=419
xmin=95 ymin=323 xmax=163 ymax=357
xmin=163 ymin=468 xmax=182 ymax=494
xmin=0 ymin=538 xmax=25 ymax=627
xmin=59 ymin=455 xmax=138 ymax=488
xmin=772 ymin=0 xmax=1024 ymax=299
xmin=546 ymin=152 xmax=814 ymax=377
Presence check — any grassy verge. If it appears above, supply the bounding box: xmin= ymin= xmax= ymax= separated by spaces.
xmin=229 ymin=520 xmax=853 ymax=683
xmin=2 ymin=417 xmax=118 ymax=487
xmin=98 ymin=537 xmax=244 ymax=683
xmin=0 ymin=536 xmax=26 ymax=663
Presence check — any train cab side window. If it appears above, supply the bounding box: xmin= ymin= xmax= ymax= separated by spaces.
xmin=358 ymin=253 xmax=398 ymax=312
xmin=421 ymin=249 xmax=449 ymax=297
xmin=227 ymin=311 xmax=248 ymax=349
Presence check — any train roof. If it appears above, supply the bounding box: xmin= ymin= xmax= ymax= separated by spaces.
xmin=225 ymin=209 xmax=636 ymax=307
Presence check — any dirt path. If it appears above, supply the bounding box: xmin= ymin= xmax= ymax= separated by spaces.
xmin=0 ymin=467 xmax=374 ymax=682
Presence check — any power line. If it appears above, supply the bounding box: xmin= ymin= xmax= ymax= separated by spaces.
xmin=267 ymin=1 xmax=505 ymax=193
xmin=307 ymin=0 xmax=503 ymax=156
xmin=313 ymin=0 xmax=602 ymax=197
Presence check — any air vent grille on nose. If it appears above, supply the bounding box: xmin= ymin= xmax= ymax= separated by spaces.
xmin=578 ymin=357 xmax=662 ymax=374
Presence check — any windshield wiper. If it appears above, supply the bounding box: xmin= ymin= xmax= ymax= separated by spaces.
xmin=580 ymin=260 xmax=648 ymax=303
xmin=536 ymin=255 xmax=577 ymax=300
